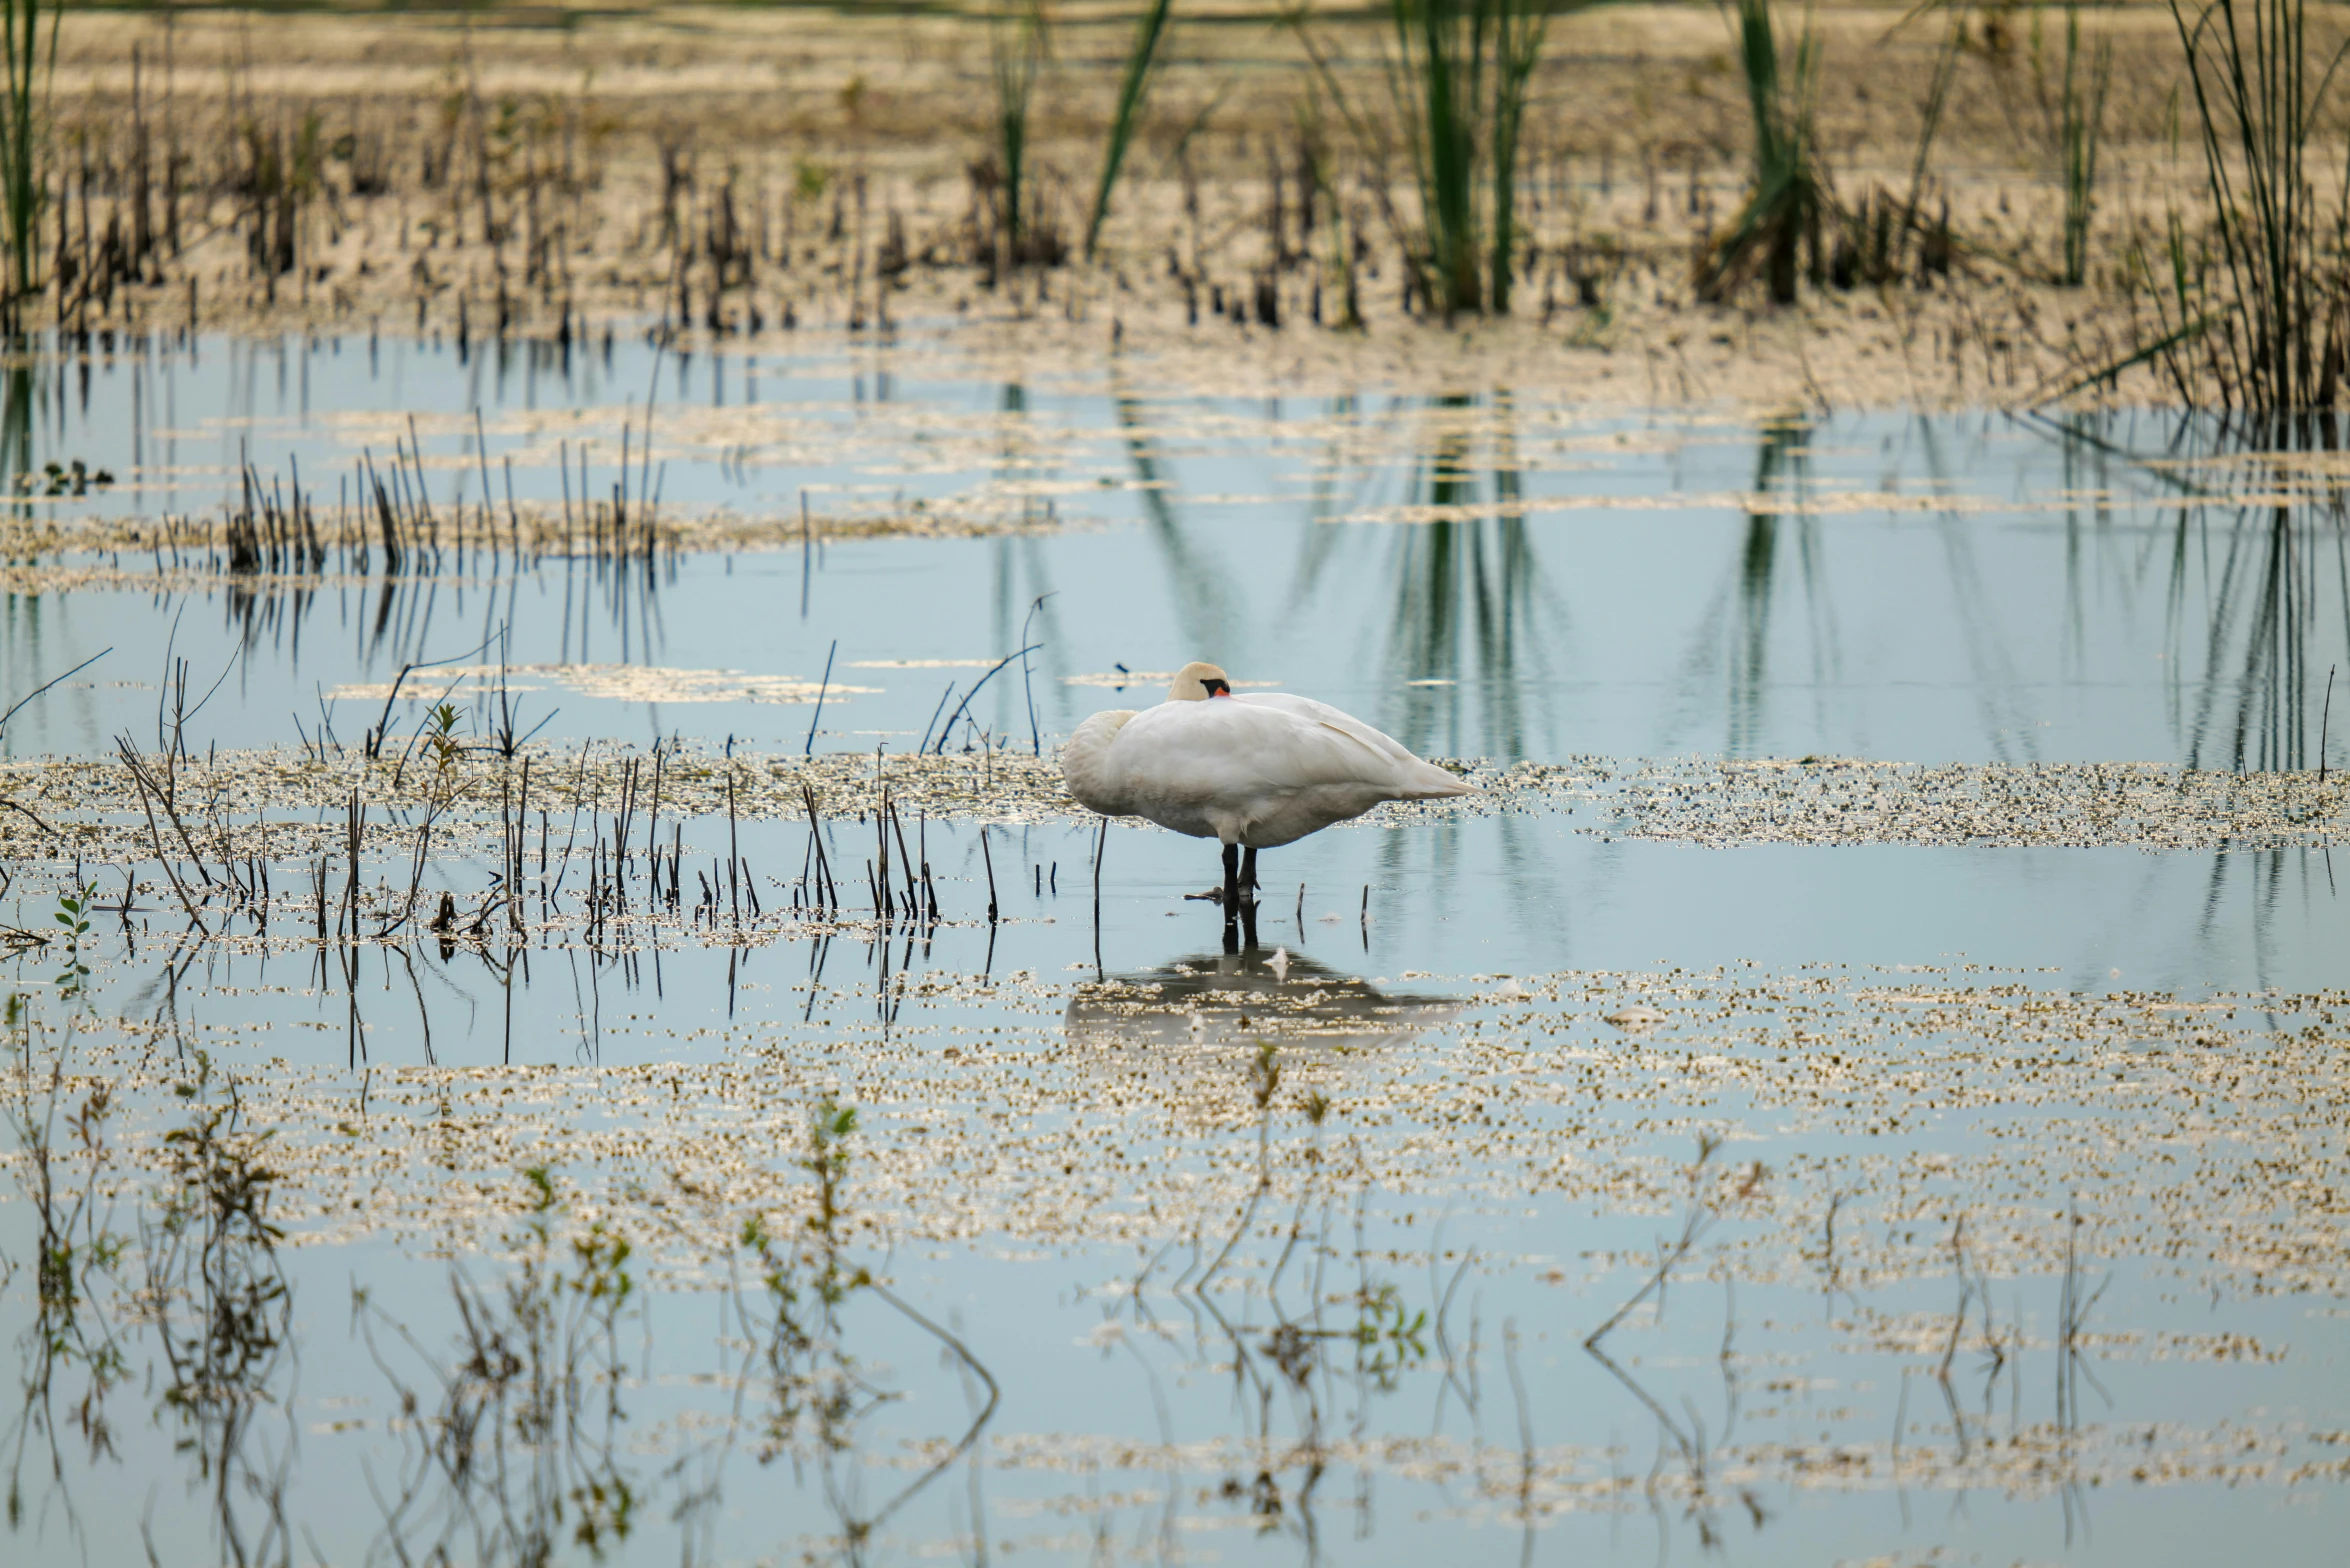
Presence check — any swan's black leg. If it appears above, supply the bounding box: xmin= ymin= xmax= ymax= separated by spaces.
xmin=1221 ymin=843 xmax=1241 ymax=910
xmin=1240 ymin=847 xmax=1259 ymax=900
xmin=1238 ymin=898 xmax=1259 ymax=952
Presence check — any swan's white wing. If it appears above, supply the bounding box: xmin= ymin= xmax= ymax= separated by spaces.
xmin=1232 ymin=692 xmax=1471 ymax=796
xmin=1101 ymin=698 xmax=1469 ymax=844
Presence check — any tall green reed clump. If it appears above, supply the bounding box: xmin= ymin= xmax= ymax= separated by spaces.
xmin=1698 ymin=0 xmax=1826 ymax=306
xmin=1085 ymin=0 xmax=1174 ymax=261
xmin=2043 ymin=0 xmax=2113 ymax=286
xmin=0 ymin=0 xmax=56 ymax=327
xmin=1385 ymin=0 xmax=1549 ymax=316
xmin=992 ymin=0 xmax=1048 ymax=268
xmin=2167 ymin=0 xmax=2350 ymax=411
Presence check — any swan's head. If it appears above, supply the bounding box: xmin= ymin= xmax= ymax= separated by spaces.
xmin=1169 ymin=661 xmax=1232 ymax=702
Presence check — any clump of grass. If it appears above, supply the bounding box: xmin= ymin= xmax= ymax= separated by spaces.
xmin=2048 ymin=0 xmax=2114 ymax=287
xmin=0 ymin=0 xmax=56 ymax=327
xmin=989 ymin=0 xmax=1049 ymax=271
xmin=1698 ymin=0 xmax=1827 ymax=306
xmin=1383 ymin=0 xmax=1549 ymax=316
xmin=2020 ymin=0 xmax=2115 ymax=287
xmin=2161 ymin=0 xmax=2350 ymax=413
xmin=1084 ymin=0 xmax=1174 ymax=262
xmin=1825 ymin=7 xmax=1958 ymax=291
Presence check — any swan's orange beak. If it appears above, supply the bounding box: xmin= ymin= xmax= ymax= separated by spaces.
xmin=1202 ymin=678 xmax=1231 ymax=697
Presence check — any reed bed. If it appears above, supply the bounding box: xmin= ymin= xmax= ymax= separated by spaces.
xmin=2149 ymin=0 xmax=2350 ymax=417
xmin=197 ymin=440 xmax=677 ymax=583
xmin=0 ymin=5 xmax=2335 ymax=418
xmin=0 ymin=9 xmax=2112 ymax=344
xmin=2050 ymin=0 xmax=2115 ymax=288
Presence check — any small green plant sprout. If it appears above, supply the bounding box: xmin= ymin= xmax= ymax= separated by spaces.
xmin=156 ymin=1049 xmax=286 ymax=1255
xmin=802 ymin=1098 xmax=868 ymax=1299
xmin=793 ymin=154 xmax=831 ymax=205
xmin=569 ymin=1218 xmax=634 ymax=1307
xmin=425 ymin=700 xmax=465 ymax=772
xmin=51 ymin=880 xmax=89 ymax=998
xmin=514 ymin=1162 xmax=635 ymax=1330
xmin=737 ymin=1098 xmax=890 ymax=1464
xmin=1352 ymin=1281 xmax=1430 ymax=1388
xmin=1249 ymin=1042 xmax=1282 ymax=1111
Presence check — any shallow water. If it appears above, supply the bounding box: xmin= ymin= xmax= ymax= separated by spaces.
xmin=3 ymin=331 xmax=2343 ymax=768
xmin=2 ymin=329 xmax=2348 ymax=1567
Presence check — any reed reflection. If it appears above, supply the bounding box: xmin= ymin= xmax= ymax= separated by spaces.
xmin=2029 ymin=409 xmax=2350 ymax=773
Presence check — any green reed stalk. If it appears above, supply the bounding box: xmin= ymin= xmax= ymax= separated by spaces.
xmin=1698 ymin=0 xmax=1825 ymax=305
xmin=2169 ymin=0 xmax=2347 ymax=411
xmin=1391 ymin=0 xmax=1480 ymax=314
xmin=992 ymin=0 xmax=1045 ymax=268
xmin=1085 ymin=0 xmax=1174 ymax=262
xmin=0 ymin=0 xmax=56 ymax=324
xmin=2058 ymin=0 xmax=2113 ymax=287
xmin=1487 ymin=0 xmax=1547 ymax=313
xmin=1385 ymin=0 xmax=1549 ymax=318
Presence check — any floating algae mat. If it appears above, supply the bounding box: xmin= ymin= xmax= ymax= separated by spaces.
xmin=4 ymin=333 xmax=2350 ymax=1566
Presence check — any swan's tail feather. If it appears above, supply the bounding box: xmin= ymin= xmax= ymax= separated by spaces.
xmin=1392 ymin=760 xmax=1476 ymax=801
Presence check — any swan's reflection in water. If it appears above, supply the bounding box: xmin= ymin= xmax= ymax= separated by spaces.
xmin=1065 ymin=945 xmax=1460 ymax=1052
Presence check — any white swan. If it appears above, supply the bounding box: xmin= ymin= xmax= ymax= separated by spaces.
xmin=1063 ymin=661 xmax=1475 ymax=905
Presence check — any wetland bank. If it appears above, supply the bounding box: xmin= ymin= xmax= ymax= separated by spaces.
xmin=6 ymin=2 xmax=2350 ymax=1566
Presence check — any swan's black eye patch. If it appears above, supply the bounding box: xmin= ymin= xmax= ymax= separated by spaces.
xmin=1202 ymin=678 xmax=1231 ymax=696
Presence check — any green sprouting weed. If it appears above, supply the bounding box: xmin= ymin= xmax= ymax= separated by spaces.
xmin=569 ymin=1474 xmax=636 ymax=1551
xmin=804 ymin=1097 xmax=857 ymax=1234
xmin=424 ymin=700 xmax=465 ymax=773
xmin=568 ymin=1221 xmax=634 ymax=1305
xmin=51 ymin=882 xmax=89 ymax=998
xmin=1250 ymin=1043 xmax=1281 ymax=1111
xmin=793 ymin=155 xmax=831 ymax=204
xmin=1352 ymin=1282 xmax=1430 ymax=1389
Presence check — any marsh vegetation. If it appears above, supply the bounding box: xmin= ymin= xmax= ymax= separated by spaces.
xmin=1 ymin=4 xmax=2349 ymax=1566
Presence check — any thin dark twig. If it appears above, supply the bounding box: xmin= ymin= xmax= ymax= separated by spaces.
xmin=805 ymin=638 xmax=836 ymax=757
xmin=1018 ymin=591 xmax=1055 ymax=755
xmin=932 ymin=644 xmax=1043 ymax=755
xmin=0 ymin=646 xmax=111 ymax=739
xmin=2320 ymin=664 xmax=2335 ymax=781
xmin=0 ymin=798 xmax=56 ymax=837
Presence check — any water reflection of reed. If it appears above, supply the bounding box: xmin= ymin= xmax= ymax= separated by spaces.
xmin=2035 ymin=411 xmax=2350 ymax=773
xmin=143 ymin=1053 xmax=298 ymax=1568
xmin=1289 ymin=391 xmax=1552 ymax=762
xmin=1665 ymin=415 xmax=1842 ymax=760
xmin=3 ymin=1034 xmax=297 ymax=1564
xmin=187 ymin=529 xmax=675 ymax=694
xmin=1387 ymin=393 xmax=1545 ymax=760
xmin=2171 ymin=499 xmax=2340 ymax=771
xmin=3 ymin=1032 xmax=132 ymax=1539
